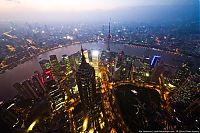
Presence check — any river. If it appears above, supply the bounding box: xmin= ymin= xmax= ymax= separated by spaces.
xmin=0 ymin=42 xmax=197 ymax=101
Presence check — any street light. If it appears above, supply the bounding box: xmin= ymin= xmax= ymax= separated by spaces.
xmin=82 ymin=116 xmax=89 ymax=132
xmin=27 ymin=119 xmax=39 ymax=132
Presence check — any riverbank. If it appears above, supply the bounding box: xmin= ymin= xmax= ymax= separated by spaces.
xmin=0 ymin=42 xmax=199 ymax=101
xmin=0 ymin=44 xmax=72 ymax=73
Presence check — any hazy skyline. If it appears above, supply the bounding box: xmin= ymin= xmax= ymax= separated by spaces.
xmin=0 ymin=0 xmax=198 ymax=22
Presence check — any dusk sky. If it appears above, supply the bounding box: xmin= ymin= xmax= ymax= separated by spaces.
xmin=0 ymin=0 xmax=197 ymax=22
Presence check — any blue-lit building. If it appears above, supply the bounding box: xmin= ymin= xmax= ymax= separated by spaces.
xmin=150 ymin=55 xmax=161 ymax=68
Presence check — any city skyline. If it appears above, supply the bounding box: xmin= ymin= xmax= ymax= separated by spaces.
xmin=0 ymin=0 xmax=199 ymax=132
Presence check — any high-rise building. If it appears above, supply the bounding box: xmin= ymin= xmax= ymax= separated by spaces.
xmin=13 ymin=71 xmax=46 ymax=100
xmin=50 ymin=55 xmax=60 ymax=68
xmin=69 ymin=52 xmax=82 ymax=71
xmin=151 ymin=56 xmax=159 ymax=66
xmin=13 ymin=80 xmax=39 ymax=100
xmin=76 ymin=46 xmax=97 ymax=112
xmin=13 ymin=83 xmax=29 ymax=100
xmin=116 ymin=51 xmax=125 ymax=68
xmin=83 ymin=50 xmax=89 ymax=63
xmin=42 ymin=69 xmax=64 ymax=110
xmin=90 ymin=50 xmax=100 ymax=76
xmin=0 ymin=102 xmax=18 ymax=129
xmin=107 ymin=22 xmax=111 ymax=51
xmin=62 ymin=55 xmax=72 ymax=75
xmin=21 ymin=80 xmax=39 ymax=100
xmin=39 ymin=59 xmax=51 ymax=71
xmin=88 ymin=50 xmax=92 ymax=62
xmin=76 ymin=46 xmax=103 ymax=131
xmin=150 ymin=55 xmax=161 ymax=68
xmin=49 ymin=55 xmax=61 ymax=80
xmin=32 ymin=71 xmax=46 ymax=96
xmin=172 ymin=62 xmax=192 ymax=87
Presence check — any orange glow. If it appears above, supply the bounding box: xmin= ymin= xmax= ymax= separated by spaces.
xmin=70 ymin=98 xmax=75 ymax=103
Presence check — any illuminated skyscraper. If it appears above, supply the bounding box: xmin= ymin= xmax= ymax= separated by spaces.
xmin=42 ymin=69 xmax=64 ymax=110
xmin=69 ymin=52 xmax=82 ymax=71
xmin=90 ymin=50 xmax=100 ymax=76
xmin=39 ymin=59 xmax=51 ymax=71
xmin=150 ymin=55 xmax=161 ymax=68
xmin=50 ymin=55 xmax=60 ymax=68
xmin=76 ymin=46 xmax=103 ymax=131
xmin=76 ymin=46 xmax=96 ymax=111
xmin=83 ymin=50 xmax=89 ymax=63
xmin=62 ymin=55 xmax=72 ymax=75
xmin=32 ymin=71 xmax=46 ymax=96
xmin=49 ymin=55 xmax=61 ymax=80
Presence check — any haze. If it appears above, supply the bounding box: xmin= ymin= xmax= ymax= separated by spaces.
xmin=0 ymin=0 xmax=198 ymax=23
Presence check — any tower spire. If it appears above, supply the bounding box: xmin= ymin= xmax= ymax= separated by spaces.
xmin=107 ymin=21 xmax=111 ymax=51
xmin=81 ymin=45 xmax=86 ymax=63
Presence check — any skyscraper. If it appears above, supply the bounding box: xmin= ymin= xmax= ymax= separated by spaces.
xmin=13 ymin=80 xmax=39 ymax=100
xmin=21 ymin=80 xmax=39 ymax=100
xmin=107 ymin=22 xmax=111 ymax=51
xmin=90 ymin=50 xmax=100 ymax=76
xmin=69 ymin=52 xmax=82 ymax=71
xmin=76 ymin=46 xmax=96 ymax=110
xmin=62 ymin=55 xmax=72 ymax=75
xmin=49 ymin=55 xmax=61 ymax=80
xmin=42 ymin=69 xmax=64 ymax=110
xmin=0 ymin=102 xmax=18 ymax=129
xmin=39 ymin=59 xmax=51 ymax=71
xmin=32 ymin=72 xmax=46 ymax=96
xmin=13 ymin=71 xmax=46 ymax=100
xmin=150 ymin=55 xmax=161 ymax=68
xmin=13 ymin=83 xmax=29 ymax=100
xmin=76 ymin=46 xmax=103 ymax=131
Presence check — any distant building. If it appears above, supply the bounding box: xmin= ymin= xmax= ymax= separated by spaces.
xmin=172 ymin=62 xmax=192 ymax=87
xmin=107 ymin=22 xmax=111 ymax=51
xmin=151 ymin=61 xmax=164 ymax=84
xmin=150 ymin=55 xmax=161 ymax=68
xmin=116 ymin=51 xmax=125 ymax=68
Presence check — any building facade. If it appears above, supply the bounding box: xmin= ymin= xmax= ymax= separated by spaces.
xmin=76 ymin=46 xmax=103 ymax=131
